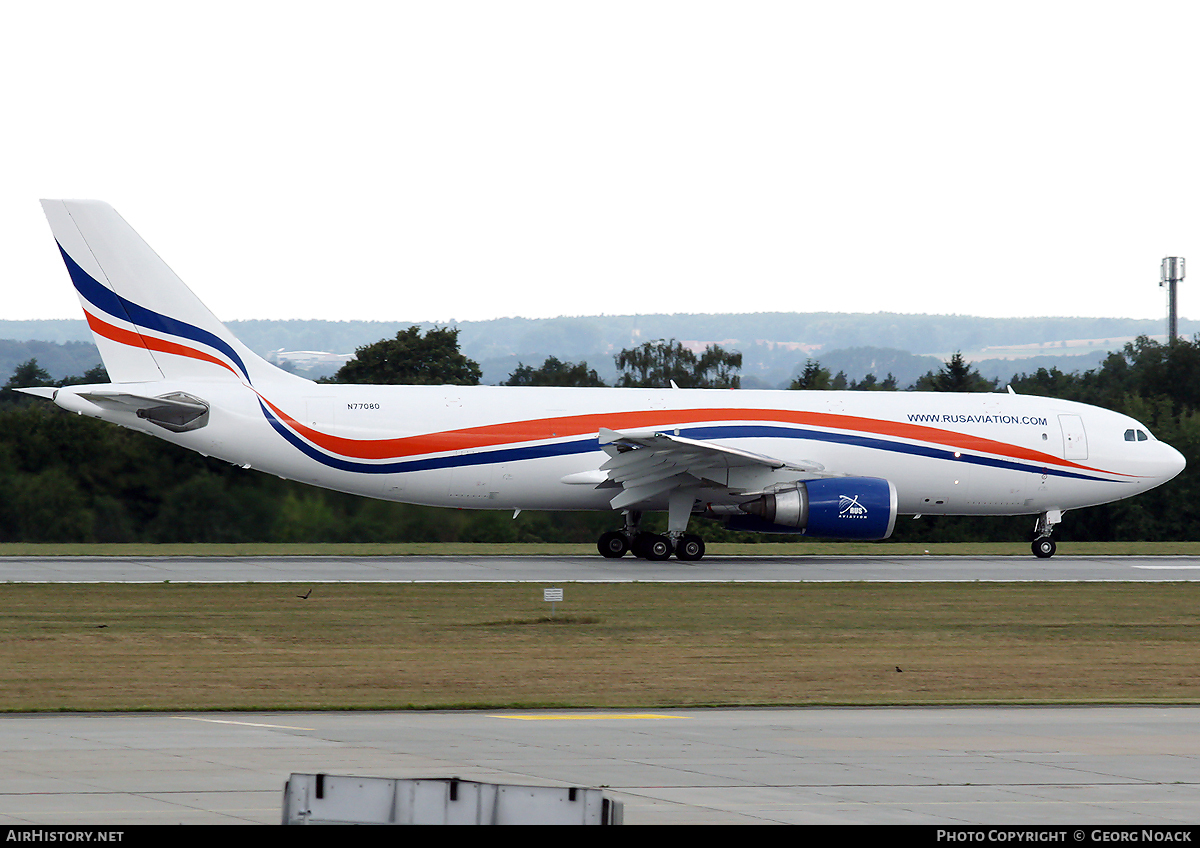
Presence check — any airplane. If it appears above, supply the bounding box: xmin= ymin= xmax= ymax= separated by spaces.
xmin=18 ymin=200 xmax=1186 ymax=560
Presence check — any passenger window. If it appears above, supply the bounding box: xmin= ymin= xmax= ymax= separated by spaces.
xmin=1124 ymin=429 xmax=1136 ymax=441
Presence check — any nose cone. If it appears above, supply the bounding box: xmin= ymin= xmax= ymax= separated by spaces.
xmin=1161 ymin=442 xmax=1187 ymax=484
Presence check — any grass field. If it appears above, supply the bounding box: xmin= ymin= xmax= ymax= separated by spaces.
xmin=2 ymin=581 xmax=1198 ymax=712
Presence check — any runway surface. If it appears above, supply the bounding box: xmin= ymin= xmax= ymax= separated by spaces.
xmin=2 ymin=554 xmax=1197 ymax=826
xmin=3 ymin=553 xmax=1200 ymax=582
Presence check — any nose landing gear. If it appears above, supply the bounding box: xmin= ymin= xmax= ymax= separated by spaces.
xmin=1032 ymin=537 xmax=1057 ymax=558
xmin=1031 ymin=510 xmax=1062 ymax=559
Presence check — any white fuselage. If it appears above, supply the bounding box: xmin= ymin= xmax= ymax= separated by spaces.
xmin=52 ymin=378 xmax=1187 ymax=519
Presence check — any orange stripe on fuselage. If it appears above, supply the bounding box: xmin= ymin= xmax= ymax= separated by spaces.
xmin=82 ymin=307 xmax=1123 ymax=478
xmin=261 ymin=398 xmax=1120 ymax=476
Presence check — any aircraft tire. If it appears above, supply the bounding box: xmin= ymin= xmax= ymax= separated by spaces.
xmin=1032 ymin=538 xmax=1056 ymax=559
xmin=597 ymin=531 xmax=629 ymax=558
xmin=675 ymin=534 xmax=705 ymax=561
xmin=634 ymin=534 xmax=673 ymax=561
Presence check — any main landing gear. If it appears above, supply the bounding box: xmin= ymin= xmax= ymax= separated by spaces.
xmin=596 ymin=529 xmax=706 ymax=561
xmin=596 ymin=509 xmax=707 ymax=561
xmin=1031 ymin=509 xmax=1062 ymax=559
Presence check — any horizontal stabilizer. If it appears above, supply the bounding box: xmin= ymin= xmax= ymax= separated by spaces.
xmin=12 ymin=387 xmax=58 ymax=400
xmin=76 ymin=389 xmax=210 ymax=433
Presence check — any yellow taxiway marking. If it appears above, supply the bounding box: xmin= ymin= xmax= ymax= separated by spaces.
xmin=490 ymin=713 xmax=683 ymax=721
xmin=173 ymin=716 xmax=316 ymax=730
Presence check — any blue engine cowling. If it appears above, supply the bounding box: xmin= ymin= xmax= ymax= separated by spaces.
xmin=723 ymin=477 xmax=898 ymax=540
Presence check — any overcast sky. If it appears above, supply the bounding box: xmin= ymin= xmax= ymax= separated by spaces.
xmin=3 ymin=1 xmax=1198 ymax=327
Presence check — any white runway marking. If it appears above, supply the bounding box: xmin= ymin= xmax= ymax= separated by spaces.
xmin=1131 ymin=565 xmax=1200 ymax=569
xmin=173 ymin=716 xmax=316 ymax=730
xmin=490 ymin=713 xmax=683 ymax=721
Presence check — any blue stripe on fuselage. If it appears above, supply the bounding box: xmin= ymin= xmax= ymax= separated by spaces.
xmin=262 ymin=407 xmax=1119 ymax=484
xmin=260 ymin=400 xmax=599 ymax=473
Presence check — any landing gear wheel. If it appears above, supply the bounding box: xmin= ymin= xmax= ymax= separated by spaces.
xmin=597 ymin=531 xmax=629 ymax=558
xmin=645 ymin=535 xmax=673 ymax=561
xmin=1032 ymin=538 xmax=1057 ymax=559
xmin=675 ymin=534 xmax=705 ymax=561
xmin=633 ymin=533 xmax=673 ymax=561
xmin=1030 ymin=511 xmax=1062 ymax=559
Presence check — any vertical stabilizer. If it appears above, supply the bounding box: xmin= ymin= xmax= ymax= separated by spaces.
xmin=41 ymin=200 xmax=284 ymax=386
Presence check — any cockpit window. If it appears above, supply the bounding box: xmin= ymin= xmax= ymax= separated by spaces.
xmin=1124 ymin=429 xmax=1135 ymax=441
xmin=1138 ymin=429 xmax=1148 ymax=441
xmin=1125 ymin=428 xmax=1150 ymax=442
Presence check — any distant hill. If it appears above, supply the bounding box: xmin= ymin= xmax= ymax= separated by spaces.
xmin=1 ymin=313 xmax=1192 ymax=387
xmin=0 ymin=339 xmax=106 ymax=384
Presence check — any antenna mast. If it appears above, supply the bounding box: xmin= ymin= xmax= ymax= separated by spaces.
xmin=1160 ymin=257 xmax=1185 ymax=342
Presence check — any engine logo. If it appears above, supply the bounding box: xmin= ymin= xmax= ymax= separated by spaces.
xmin=839 ymin=494 xmax=868 ymax=518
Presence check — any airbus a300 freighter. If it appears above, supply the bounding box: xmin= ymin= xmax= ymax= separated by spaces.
xmin=20 ymin=201 xmax=1186 ymax=560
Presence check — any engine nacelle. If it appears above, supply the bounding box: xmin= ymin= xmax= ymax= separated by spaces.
xmin=725 ymin=477 xmax=898 ymax=540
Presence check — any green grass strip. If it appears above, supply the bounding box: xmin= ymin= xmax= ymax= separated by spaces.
xmin=1 ymin=582 xmax=1197 ymax=712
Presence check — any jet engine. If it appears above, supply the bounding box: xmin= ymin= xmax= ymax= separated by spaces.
xmin=723 ymin=477 xmax=898 ymax=540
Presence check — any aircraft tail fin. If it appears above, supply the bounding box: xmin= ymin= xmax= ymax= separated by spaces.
xmin=41 ymin=199 xmax=292 ymax=387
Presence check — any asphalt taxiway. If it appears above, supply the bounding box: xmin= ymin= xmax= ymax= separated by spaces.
xmin=1 ymin=706 xmax=1198 ymax=825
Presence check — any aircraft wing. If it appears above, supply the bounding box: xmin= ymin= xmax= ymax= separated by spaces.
xmin=597 ymin=427 xmax=826 ymax=510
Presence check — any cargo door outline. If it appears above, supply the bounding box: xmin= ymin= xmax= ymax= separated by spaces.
xmin=1059 ymin=414 xmax=1088 ymax=460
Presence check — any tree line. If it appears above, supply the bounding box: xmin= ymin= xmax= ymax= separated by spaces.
xmin=0 ymin=327 xmax=1196 ymax=544
xmin=322 ymin=327 xmax=743 ymax=389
